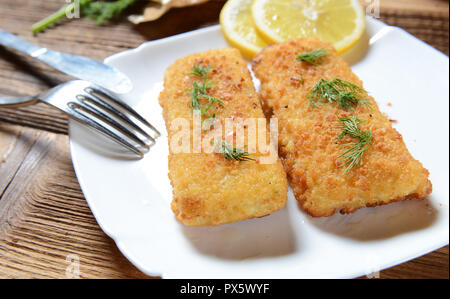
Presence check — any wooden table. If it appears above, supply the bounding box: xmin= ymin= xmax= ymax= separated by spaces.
xmin=0 ymin=0 xmax=448 ymax=279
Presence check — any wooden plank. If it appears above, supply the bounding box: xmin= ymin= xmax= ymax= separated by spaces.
xmin=378 ymin=0 xmax=449 ymax=13
xmin=381 ymin=246 xmax=449 ymax=279
xmin=0 ymin=104 xmax=67 ymax=134
xmin=0 ymin=123 xmax=22 ymax=165
xmin=376 ymin=1 xmax=449 ymax=55
xmin=0 ymin=123 xmax=39 ymax=193
xmin=0 ymin=129 xmax=150 ymax=278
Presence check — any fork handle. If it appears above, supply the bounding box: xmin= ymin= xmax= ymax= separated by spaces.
xmin=0 ymin=96 xmax=39 ymax=108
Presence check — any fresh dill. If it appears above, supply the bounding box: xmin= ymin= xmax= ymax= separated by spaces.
xmin=334 ymin=116 xmax=372 ymax=174
xmin=297 ymin=48 xmax=330 ymax=65
xmin=309 ymin=78 xmax=370 ymax=110
xmin=188 ymin=65 xmax=213 ymax=79
xmin=189 ymin=65 xmax=222 ymax=117
xmin=82 ymin=0 xmax=137 ymax=25
xmin=31 ymin=0 xmax=137 ymax=34
xmin=215 ymin=140 xmax=255 ymax=162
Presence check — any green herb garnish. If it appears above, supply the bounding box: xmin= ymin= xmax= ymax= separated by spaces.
xmin=297 ymin=48 xmax=330 ymax=65
xmin=82 ymin=0 xmax=136 ymax=25
xmin=216 ymin=140 xmax=255 ymax=162
xmin=334 ymin=116 xmax=372 ymax=173
xmin=189 ymin=65 xmax=222 ymax=117
xmin=309 ymin=78 xmax=370 ymax=110
xmin=31 ymin=0 xmax=137 ymax=34
xmin=188 ymin=65 xmax=213 ymax=78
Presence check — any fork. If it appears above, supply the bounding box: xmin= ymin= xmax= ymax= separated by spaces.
xmin=0 ymin=80 xmax=160 ymax=157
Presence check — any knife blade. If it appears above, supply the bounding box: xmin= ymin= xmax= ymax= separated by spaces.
xmin=0 ymin=29 xmax=133 ymax=94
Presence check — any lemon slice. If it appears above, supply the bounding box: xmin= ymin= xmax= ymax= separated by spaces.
xmin=251 ymin=0 xmax=366 ymax=53
xmin=220 ymin=0 xmax=268 ymax=59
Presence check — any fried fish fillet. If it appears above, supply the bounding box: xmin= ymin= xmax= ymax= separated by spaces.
xmin=252 ymin=38 xmax=432 ymax=217
xmin=159 ymin=48 xmax=288 ymax=226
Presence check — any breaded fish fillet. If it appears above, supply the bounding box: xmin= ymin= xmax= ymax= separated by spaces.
xmin=159 ymin=48 xmax=288 ymax=226
xmin=252 ymin=38 xmax=432 ymax=217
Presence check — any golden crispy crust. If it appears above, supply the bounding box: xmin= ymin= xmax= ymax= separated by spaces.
xmin=252 ymin=38 xmax=432 ymax=217
xmin=159 ymin=48 xmax=288 ymax=226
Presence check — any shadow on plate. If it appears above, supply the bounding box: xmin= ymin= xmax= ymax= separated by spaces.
xmin=70 ymin=122 xmax=148 ymax=160
xmin=182 ymin=206 xmax=297 ymax=260
xmin=341 ymin=28 xmax=370 ymax=66
xmin=307 ymin=198 xmax=438 ymax=241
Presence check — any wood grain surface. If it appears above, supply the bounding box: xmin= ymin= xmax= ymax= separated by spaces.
xmin=0 ymin=0 xmax=448 ymax=279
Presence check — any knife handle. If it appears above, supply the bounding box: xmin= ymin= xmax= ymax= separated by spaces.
xmin=0 ymin=28 xmax=133 ymax=94
xmin=0 ymin=29 xmax=48 ymax=58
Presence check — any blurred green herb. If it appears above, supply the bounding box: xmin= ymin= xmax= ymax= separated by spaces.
xmin=31 ymin=0 xmax=138 ymax=34
xmin=188 ymin=65 xmax=213 ymax=78
xmin=297 ymin=48 xmax=330 ymax=65
xmin=189 ymin=64 xmax=223 ymax=117
xmin=83 ymin=0 xmax=137 ymax=25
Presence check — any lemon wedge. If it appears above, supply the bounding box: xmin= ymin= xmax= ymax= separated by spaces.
xmin=220 ymin=0 xmax=268 ymax=59
xmin=251 ymin=0 xmax=366 ymax=53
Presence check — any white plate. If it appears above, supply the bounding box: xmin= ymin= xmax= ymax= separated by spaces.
xmin=69 ymin=17 xmax=449 ymax=278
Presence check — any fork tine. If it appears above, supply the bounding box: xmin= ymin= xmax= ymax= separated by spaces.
xmin=85 ymin=87 xmax=161 ymax=138
xmin=77 ymin=94 xmax=156 ymax=144
xmin=67 ymin=102 xmax=146 ymax=157
xmin=72 ymin=99 xmax=151 ymax=151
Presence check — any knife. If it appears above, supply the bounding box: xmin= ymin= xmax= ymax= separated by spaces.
xmin=0 ymin=29 xmax=133 ymax=94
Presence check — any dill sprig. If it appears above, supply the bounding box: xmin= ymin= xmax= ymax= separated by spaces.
xmin=82 ymin=0 xmax=137 ymax=25
xmin=334 ymin=116 xmax=372 ymax=173
xmin=190 ymin=81 xmax=222 ymax=115
xmin=215 ymin=140 xmax=255 ymax=162
xmin=188 ymin=65 xmax=213 ymax=78
xmin=189 ymin=65 xmax=223 ymax=117
xmin=309 ymin=78 xmax=370 ymax=110
xmin=297 ymin=48 xmax=330 ymax=65
xmin=31 ymin=0 xmax=137 ymax=34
